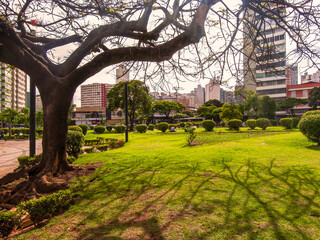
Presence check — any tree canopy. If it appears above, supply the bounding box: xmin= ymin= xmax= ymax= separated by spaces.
xmin=309 ymin=87 xmax=320 ymax=110
xmin=152 ymin=100 xmax=185 ymax=119
xmin=278 ymin=98 xmax=308 ymax=116
xmin=107 ymin=80 xmax=152 ymax=130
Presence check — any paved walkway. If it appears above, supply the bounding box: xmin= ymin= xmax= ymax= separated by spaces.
xmin=0 ymin=139 xmax=42 ymax=178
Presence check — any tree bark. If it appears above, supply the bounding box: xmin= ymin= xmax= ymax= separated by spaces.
xmin=29 ymin=77 xmax=75 ymax=176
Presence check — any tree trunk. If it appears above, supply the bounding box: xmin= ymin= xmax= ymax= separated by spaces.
xmin=30 ymin=79 xmax=75 ymax=176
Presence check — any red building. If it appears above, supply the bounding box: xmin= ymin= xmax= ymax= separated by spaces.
xmin=287 ymin=82 xmax=320 ymax=115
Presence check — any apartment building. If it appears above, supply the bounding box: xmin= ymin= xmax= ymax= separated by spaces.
xmin=0 ymin=63 xmax=27 ymax=111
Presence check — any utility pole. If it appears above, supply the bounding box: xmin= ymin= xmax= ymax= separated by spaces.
xmin=124 ymin=82 xmax=129 ymax=142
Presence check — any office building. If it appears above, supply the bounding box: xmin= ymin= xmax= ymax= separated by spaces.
xmin=205 ymin=78 xmax=220 ymax=102
xmin=81 ymin=83 xmax=115 ymax=108
xmin=0 ymin=63 xmax=28 ymax=111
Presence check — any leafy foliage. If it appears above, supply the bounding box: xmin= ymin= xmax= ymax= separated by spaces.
xmin=68 ymin=126 xmax=82 ymax=132
xmin=152 ymin=101 xmax=185 ymax=119
xmin=308 ymin=87 xmax=320 ymax=110
xmin=280 ymin=118 xmax=293 ymax=129
xmin=246 ymin=119 xmax=256 ymax=130
xmin=219 ymin=103 xmax=243 ymax=122
xmin=204 ymin=99 xmax=223 ymax=108
xmin=158 ymin=122 xmax=169 ymax=132
xmin=106 ymin=125 xmax=114 ymax=132
xmin=278 ymin=98 xmax=308 ymax=116
xmin=256 ymin=118 xmax=269 ymax=130
xmin=135 ymin=124 xmax=148 ymax=133
xmin=94 ymin=125 xmax=106 ymax=134
xmin=202 ymin=120 xmax=215 ymax=131
xmin=67 ymin=130 xmax=85 ymax=158
xmin=299 ymin=111 xmax=320 ymax=144
xmin=291 ymin=117 xmax=300 ymax=128
xmin=258 ymin=96 xmax=276 ymax=119
xmin=78 ymin=124 xmax=89 ymax=135
xmin=115 ymin=125 xmax=126 ymax=133
xmin=227 ymin=119 xmax=243 ymax=131
xmin=148 ymin=124 xmax=155 ymax=131
xmin=0 ymin=210 xmax=22 ymax=238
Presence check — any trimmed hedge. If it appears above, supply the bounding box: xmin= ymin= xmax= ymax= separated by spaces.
xmin=227 ymin=119 xmax=242 ymax=131
xmin=36 ymin=127 xmax=43 ymax=135
xmin=17 ymin=153 xmax=42 ymax=168
xmin=66 ymin=130 xmax=84 ymax=158
xmin=292 ymin=117 xmax=300 ymax=128
xmin=94 ymin=125 xmax=106 ymax=134
xmin=135 ymin=124 xmax=147 ymax=133
xmin=299 ymin=112 xmax=320 ymax=144
xmin=176 ymin=122 xmax=185 ymax=128
xmin=21 ymin=128 xmax=29 ymax=134
xmin=78 ymin=124 xmax=88 ymax=135
xmin=270 ymin=119 xmax=278 ymax=126
xmin=68 ymin=126 xmax=82 ymax=132
xmin=280 ymin=118 xmax=293 ymax=129
xmin=0 ymin=210 xmax=21 ymax=238
xmin=158 ymin=122 xmax=169 ymax=132
xmin=2 ymin=128 xmax=9 ymax=134
xmin=96 ymin=144 xmax=109 ymax=151
xmin=11 ymin=128 xmax=21 ymax=135
xmin=115 ymin=125 xmax=126 ymax=133
xmin=246 ymin=119 xmax=256 ymax=130
xmin=106 ymin=125 xmax=114 ymax=132
xmin=202 ymin=120 xmax=215 ymax=131
xmin=18 ymin=190 xmax=73 ymax=224
xmin=256 ymin=118 xmax=269 ymax=130
xmin=148 ymin=124 xmax=155 ymax=131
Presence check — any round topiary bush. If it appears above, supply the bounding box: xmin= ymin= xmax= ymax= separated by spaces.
xmin=68 ymin=126 xmax=82 ymax=132
xmin=246 ymin=119 xmax=256 ymax=130
xmin=299 ymin=111 xmax=320 ymax=145
xmin=67 ymin=130 xmax=84 ymax=158
xmin=158 ymin=122 xmax=169 ymax=132
xmin=270 ymin=119 xmax=278 ymax=126
xmin=135 ymin=124 xmax=148 ymax=133
xmin=106 ymin=125 xmax=114 ymax=132
xmin=78 ymin=124 xmax=88 ymax=135
xmin=291 ymin=117 xmax=300 ymax=128
xmin=94 ymin=125 xmax=106 ymax=134
xmin=227 ymin=119 xmax=243 ymax=131
xmin=202 ymin=120 xmax=215 ymax=131
xmin=115 ymin=125 xmax=126 ymax=133
xmin=280 ymin=118 xmax=293 ymax=129
xmin=148 ymin=124 xmax=155 ymax=131
xmin=256 ymin=118 xmax=269 ymax=130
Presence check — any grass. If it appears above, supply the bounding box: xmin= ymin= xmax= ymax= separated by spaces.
xmin=14 ymin=127 xmax=320 ymax=240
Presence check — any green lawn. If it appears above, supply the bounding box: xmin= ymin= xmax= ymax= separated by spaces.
xmin=15 ymin=127 xmax=320 ymax=240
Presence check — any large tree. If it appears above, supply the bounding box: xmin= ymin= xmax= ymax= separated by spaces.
xmin=152 ymin=100 xmax=185 ymax=120
xmin=107 ymin=80 xmax=152 ymax=130
xmin=0 ymin=1 xmax=319 ymax=186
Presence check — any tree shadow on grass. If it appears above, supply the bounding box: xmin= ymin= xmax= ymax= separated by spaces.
xmin=56 ymin=159 xmax=320 ymax=240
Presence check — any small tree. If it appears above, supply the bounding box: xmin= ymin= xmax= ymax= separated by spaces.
xmin=204 ymin=99 xmax=223 ymax=108
xmin=278 ymin=98 xmax=308 ymax=116
xmin=258 ymin=96 xmax=276 ymax=119
xmin=219 ymin=103 xmax=243 ymax=123
xmin=107 ymin=80 xmax=152 ymax=131
xmin=0 ymin=108 xmax=20 ymax=137
xmin=308 ymin=87 xmax=320 ymax=110
xmin=152 ymin=101 xmax=185 ymax=120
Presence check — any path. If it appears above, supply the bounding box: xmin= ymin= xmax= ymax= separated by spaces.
xmin=0 ymin=139 xmax=42 ymax=178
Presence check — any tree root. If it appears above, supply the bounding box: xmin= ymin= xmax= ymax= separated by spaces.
xmin=0 ymin=167 xmax=28 ymax=186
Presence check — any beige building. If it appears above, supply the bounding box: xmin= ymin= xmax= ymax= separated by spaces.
xmin=0 ymin=63 xmax=27 ymax=111
xmin=205 ymin=79 xmax=220 ymax=102
xmin=81 ymin=83 xmax=114 ymax=108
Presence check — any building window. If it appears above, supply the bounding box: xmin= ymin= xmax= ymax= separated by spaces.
xmin=291 ymin=91 xmax=296 ymax=98
xmin=303 ymin=90 xmax=308 ymax=97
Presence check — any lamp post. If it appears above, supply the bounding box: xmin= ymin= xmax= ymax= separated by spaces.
xmin=124 ymin=82 xmax=128 ymax=142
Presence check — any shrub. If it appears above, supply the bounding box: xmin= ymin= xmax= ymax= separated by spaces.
xmin=66 ymin=130 xmax=84 ymax=158
xmin=21 ymin=128 xmax=29 ymax=134
xmin=89 ymin=125 xmax=94 ymax=130
xmin=256 ymin=118 xmax=269 ymax=130
xmin=148 ymin=124 xmax=155 ymax=131
xmin=227 ymin=119 xmax=243 ymax=131
xmin=106 ymin=125 xmax=114 ymax=132
xmin=96 ymin=144 xmax=109 ymax=151
xmin=11 ymin=128 xmax=21 ymax=135
xmin=301 ymin=110 xmax=320 ymax=118
xmin=3 ymin=128 xmax=9 ymax=134
xmin=187 ymin=127 xmax=197 ymax=146
xmin=193 ymin=121 xmax=202 ymax=127
xmin=19 ymin=190 xmax=73 ymax=224
xmin=67 ymin=156 xmax=76 ymax=164
xmin=0 ymin=210 xmax=21 ymax=238
xmin=292 ymin=117 xmax=300 ymax=128
xmin=158 ymin=122 xmax=169 ymax=132
xmin=135 ymin=124 xmax=147 ymax=133
xmin=176 ymin=122 xmax=185 ymax=128
xmin=185 ymin=122 xmax=193 ymax=127
xmin=299 ymin=112 xmax=320 ymax=144
xmin=78 ymin=124 xmax=88 ymax=135
xmin=270 ymin=119 xmax=278 ymax=126
xmin=280 ymin=118 xmax=293 ymax=129
xmin=36 ymin=127 xmax=43 ymax=135
xmin=68 ymin=126 xmax=82 ymax=132
xmin=94 ymin=125 xmax=106 ymax=134
xmin=202 ymin=120 xmax=215 ymax=131
xmin=155 ymin=123 xmax=159 ymax=129
xmin=168 ymin=124 xmax=177 ymax=129
xmin=84 ymin=147 xmax=95 ymax=153
xmin=115 ymin=125 xmax=126 ymax=133
xmin=246 ymin=119 xmax=256 ymax=130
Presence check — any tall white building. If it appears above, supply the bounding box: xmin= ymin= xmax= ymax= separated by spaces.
xmin=205 ymin=79 xmax=220 ymax=102
xmin=243 ymin=3 xmax=288 ymax=102
xmin=0 ymin=63 xmax=27 ymax=111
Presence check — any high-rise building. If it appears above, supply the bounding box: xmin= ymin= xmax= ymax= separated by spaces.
xmin=205 ymin=78 xmax=220 ymax=102
xmin=243 ymin=3 xmax=288 ymax=102
xmin=81 ymin=83 xmax=114 ymax=108
xmin=193 ymin=84 xmax=205 ymax=107
xmin=0 ymin=63 xmax=28 ymax=111
xmin=116 ymin=65 xmax=129 ymax=84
